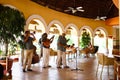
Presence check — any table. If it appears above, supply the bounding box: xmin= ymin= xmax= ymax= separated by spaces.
xmin=114 ymin=60 xmax=120 ymax=80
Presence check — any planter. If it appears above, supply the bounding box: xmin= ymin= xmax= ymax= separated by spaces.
xmin=0 ymin=58 xmax=13 ymax=79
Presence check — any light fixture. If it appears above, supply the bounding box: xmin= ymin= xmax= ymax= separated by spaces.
xmin=64 ymin=0 xmax=84 ymax=14
xmin=95 ymin=16 xmax=107 ymax=21
xmin=95 ymin=7 xmax=107 ymax=21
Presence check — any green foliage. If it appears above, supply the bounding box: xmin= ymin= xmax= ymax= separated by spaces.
xmin=80 ymin=31 xmax=91 ymax=48
xmin=9 ymin=42 xmax=18 ymax=55
xmin=0 ymin=49 xmax=2 ymax=55
xmin=0 ymin=4 xmax=26 ymax=55
xmin=66 ymin=35 xmax=73 ymax=45
xmin=18 ymin=35 xmax=25 ymax=49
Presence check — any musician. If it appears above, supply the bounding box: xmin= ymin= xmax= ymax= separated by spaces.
xmin=41 ymin=33 xmax=54 ymax=68
xmin=56 ymin=33 xmax=69 ymax=68
xmin=23 ymin=30 xmax=36 ymax=72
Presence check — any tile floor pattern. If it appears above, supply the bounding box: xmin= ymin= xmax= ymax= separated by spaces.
xmin=11 ymin=56 xmax=114 ymax=80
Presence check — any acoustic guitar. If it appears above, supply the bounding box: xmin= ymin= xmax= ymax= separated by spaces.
xmin=43 ymin=35 xmax=54 ymax=48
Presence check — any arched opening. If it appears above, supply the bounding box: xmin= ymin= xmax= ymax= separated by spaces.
xmin=94 ymin=29 xmax=107 ymax=54
xmin=79 ymin=26 xmax=93 ymax=49
xmin=28 ymin=19 xmax=45 ymax=37
xmin=26 ymin=15 xmax=47 ymax=54
xmin=48 ymin=23 xmax=63 ymax=50
xmin=65 ymin=24 xmax=79 ymax=47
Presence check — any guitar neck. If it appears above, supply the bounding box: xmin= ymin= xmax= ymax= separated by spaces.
xmin=50 ymin=35 xmax=55 ymax=40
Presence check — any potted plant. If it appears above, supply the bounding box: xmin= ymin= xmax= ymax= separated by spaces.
xmin=80 ymin=31 xmax=91 ymax=49
xmin=0 ymin=49 xmax=3 ymax=57
xmin=9 ymin=42 xmax=18 ymax=56
xmin=0 ymin=4 xmax=25 ymax=78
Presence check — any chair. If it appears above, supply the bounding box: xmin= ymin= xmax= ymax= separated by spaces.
xmin=80 ymin=46 xmax=98 ymax=58
xmin=50 ymin=48 xmax=57 ymax=56
xmin=80 ymin=47 xmax=90 ymax=58
xmin=96 ymin=53 xmax=114 ymax=78
xmin=90 ymin=46 xmax=99 ymax=54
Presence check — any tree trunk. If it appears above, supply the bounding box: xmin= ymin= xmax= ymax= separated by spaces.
xmin=4 ymin=43 xmax=8 ymax=56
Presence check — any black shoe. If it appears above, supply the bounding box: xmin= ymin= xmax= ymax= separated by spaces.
xmin=43 ymin=66 xmax=47 ymax=68
xmin=57 ymin=66 xmax=62 ymax=69
xmin=47 ymin=65 xmax=51 ymax=67
xmin=27 ymin=69 xmax=33 ymax=71
xmin=64 ymin=66 xmax=69 ymax=68
xmin=23 ymin=69 xmax=26 ymax=72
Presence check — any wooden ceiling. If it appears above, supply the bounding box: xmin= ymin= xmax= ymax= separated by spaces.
xmin=31 ymin=0 xmax=119 ymax=20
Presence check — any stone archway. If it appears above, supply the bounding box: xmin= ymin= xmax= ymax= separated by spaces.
xmin=48 ymin=20 xmax=64 ymax=34
xmin=65 ymin=23 xmax=79 ymax=36
xmin=25 ymin=14 xmax=47 ymax=32
xmin=94 ymin=27 xmax=108 ymax=37
xmin=47 ymin=20 xmax=65 ymax=50
xmin=94 ymin=27 xmax=108 ymax=53
xmin=25 ymin=14 xmax=48 ymax=53
xmin=79 ymin=26 xmax=94 ymax=47
xmin=65 ymin=23 xmax=79 ymax=47
xmin=79 ymin=26 xmax=93 ymax=37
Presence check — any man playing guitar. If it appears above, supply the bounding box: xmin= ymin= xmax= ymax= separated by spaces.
xmin=41 ymin=33 xmax=54 ymax=68
xmin=56 ymin=33 xmax=69 ymax=68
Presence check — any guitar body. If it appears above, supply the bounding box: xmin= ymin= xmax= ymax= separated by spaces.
xmin=42 ymin=35 xmax=54 ymax=48
xmin=43 ymin=39 xmax=51 ymax=48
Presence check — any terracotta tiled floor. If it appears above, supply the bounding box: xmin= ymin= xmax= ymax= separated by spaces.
xmin=11 ymin=55 xmax=114 ymax=80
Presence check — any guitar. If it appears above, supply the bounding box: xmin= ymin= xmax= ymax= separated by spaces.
xmin=43 ymin=35 xmax=55 ymax=48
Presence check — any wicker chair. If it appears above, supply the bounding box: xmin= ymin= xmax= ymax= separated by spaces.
xmin=90 ymin=46 xmax=98 ymax=54
xmin=96 ymin=53 xmax=114 ymax=78
xmin=80 ymin=46 xmax=98 ymax=58
xmin=50 ymin=48 xmax=57 ymax=56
